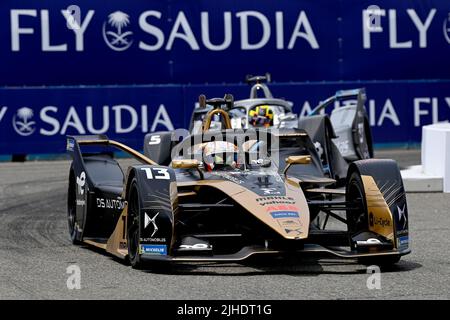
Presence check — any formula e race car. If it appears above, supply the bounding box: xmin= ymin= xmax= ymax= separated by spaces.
xmin=189 ymin=75 xmax=374 ymax=184
xmin=67 ymin=96 xmax=410 ymax=270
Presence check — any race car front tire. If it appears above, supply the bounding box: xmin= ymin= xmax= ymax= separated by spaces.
xmin=127 ymin=179 xmax=145 ymax=269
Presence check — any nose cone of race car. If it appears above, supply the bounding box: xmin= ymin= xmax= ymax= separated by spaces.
xmin=232 ymin=179 xmax=310 ymax=240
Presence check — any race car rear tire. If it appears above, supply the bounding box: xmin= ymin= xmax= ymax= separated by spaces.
xmin=67 ymin=168 xmax=81 ymax=245
xmin=127 ymin=179 xmax=146 ymax=269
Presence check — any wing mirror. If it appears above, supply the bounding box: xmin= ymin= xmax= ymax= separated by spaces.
xmin=172 ymin=159 xmax=199 ymax=169
xmin=283 ymin=155 xmax=311 ymax=175
xmin=171 ymin=159 xmax=204 ymax=179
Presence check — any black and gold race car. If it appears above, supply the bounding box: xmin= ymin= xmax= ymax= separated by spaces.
xmin=67 ymin=96 xmax=410 ymax=270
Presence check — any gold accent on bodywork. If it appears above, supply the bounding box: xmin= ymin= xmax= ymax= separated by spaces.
xmin=285 ymin=176 xmax=336 ymax=187
xmin=172 ymin=159 xmax=200 ymax=169
xmin=171 ymin=159 xmax=204 ymax=179
xmin=361 ymin=175 xmax=395 ymax=245
xmin=283 ymin=155 xmax=312 ymax=175
xmin=306 ymin=188 xmax=345 ymax=195
xmin=178 ymin=191 xmax=197 ymax=197
xmin=106 ymin=205 xmax=128 ymax=259
xmin=83 ymin=239 xmax=107 ymax=250
xmin=286 ymin=155 xmax=311 ymax=165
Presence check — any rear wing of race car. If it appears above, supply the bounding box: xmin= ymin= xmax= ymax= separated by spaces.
xmin=66 ymin=135 xmax=157 ymax=165
xmin=245 ymin=73 xmax=273 ymax=99
xmin=245 ymin=73 xmax=272 ymax=85
xmin=308 ymin=88 xmax=367 ymax=116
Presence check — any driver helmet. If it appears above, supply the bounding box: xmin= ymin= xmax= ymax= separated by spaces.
xmin=203 ymin=141 xmax=239 ymax=172
xmin=248 ymin=105 xmax=274 ymax=128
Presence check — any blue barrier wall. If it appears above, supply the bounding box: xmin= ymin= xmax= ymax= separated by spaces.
xmin=1 ymin=1 xmax=449 ymax=154
xmin=1 ymin=81 xmax=450 ymax=154
xmin=1 ymin=0 xmax=449 ymax=85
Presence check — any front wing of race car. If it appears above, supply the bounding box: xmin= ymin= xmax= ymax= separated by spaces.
xmin=139 ymin=244 xmax=410 ymax=263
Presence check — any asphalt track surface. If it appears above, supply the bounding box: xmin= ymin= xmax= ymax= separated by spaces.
xmin=0 ymin=149 xmax=449 ymax=300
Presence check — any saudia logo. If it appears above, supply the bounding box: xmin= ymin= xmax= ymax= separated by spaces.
xmin=12 ymin=107 xmax=36 ymax=136
xmin=9 ymin=7 xmax=450 ymax=53
xmin=0 ymin=104 xmax=174 ymax=136
xmin=10 ymin=8 xmax=319 ymax=52
xmin=102 ymin=11 xmax=133 ymax=51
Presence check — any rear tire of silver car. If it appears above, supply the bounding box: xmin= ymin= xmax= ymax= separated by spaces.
xmin=127 ymin=179 xmax=145 ymax=269
xmin=68 ymin=168 xmax=81 ymax=245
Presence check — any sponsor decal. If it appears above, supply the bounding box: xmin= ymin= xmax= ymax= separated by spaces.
xmin=141 ymin=237 xmax=166 ymax=243
xmin=270 ymin=211 xmax=299 ymax=219
xmin=119 ymin=241 xmax=127 ymax=250
xmin=397 ymin=204 xmax=407 ymax=229
xmin=212 ymin=172 xmax=244 ymax=185
xmin=76 ymin=199 xmax=85 ymax=207
xmin=374 ymin=217 xmax=391 ymax=227
xmin=140 ymin=244 xmax=167 ymax=255
xmin=10 ymin=9 xmax=319 ymax=53
xmin=96 ymin=197 xmax=124 ymax=210
xmin=144 ymin=212 xmax=159 ymax=237
xmin=363 ymin=8 xmax=437 ymax=49
xmin=279 ymin=219 xmax=302 ymax=236
xmin=357 ymin=121 xmax=365 ymax=144
xmin=256 ymin=196 xmax=295 ymax=206
xmin=369 ymin=212 xmax=391 ymax=227
xmin=74 ymin=222 xmax=83 ymax=233
xmin=265 ymin=204 xmax=298 ymax=213
xmin=335 ymin=139 xmax=350 ymax=156
xmin=398 ymin=235 xmax=409 ymax=250
xmin=10 ymin=7 xmax=446 ymax=54
xmin=76 ymin=171 xmax=86 ymax=195
xmin=314 ymin=141 xmax=324 ymax=159
xmin=270 ymin=210 xmax=302 ymax=236
xmin=66 ymin=138 xmax=75 ymax=151
xmin=282 ymin=220 xmax=302 ymax=230
xmin=1 ymin=104 xmax=174 ymax=137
